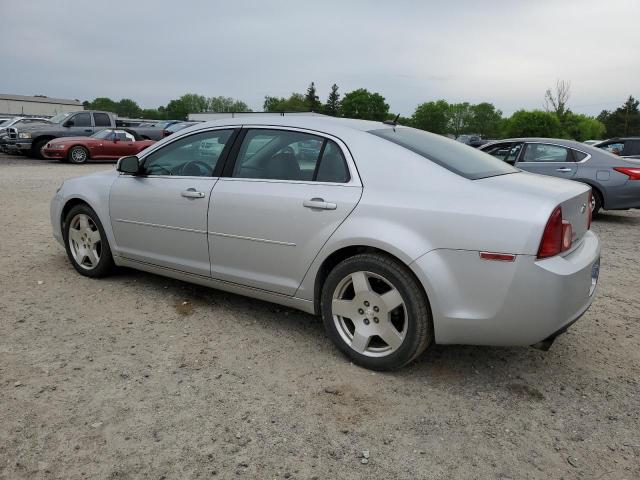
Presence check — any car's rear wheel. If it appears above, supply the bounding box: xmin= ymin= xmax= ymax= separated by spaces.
xmin=321 ymin=253 xmax=433 ymax=370
xmin=68 ymin=146 xmax=89 ymax=164
xmin=591 ymin=189 xmax=603 ymax=216
xmin=63 ymin=204 xmax=114 ymax=277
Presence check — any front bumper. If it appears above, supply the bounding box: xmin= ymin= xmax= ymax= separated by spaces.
xmin=42 ymin=148 xmax=67 ymax=159
xmin=410 ymin=230 xmax=601 ymax=346
xmin=4 ymin=140 xmax=32 ymax=153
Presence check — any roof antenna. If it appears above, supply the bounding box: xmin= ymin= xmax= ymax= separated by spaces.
xmin=383 ymin=113 xmax=400 ymax=127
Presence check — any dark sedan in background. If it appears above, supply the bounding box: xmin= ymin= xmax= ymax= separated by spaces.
xmin=480 ymin=138 xmax=640 ymax=214
xmin=594 ymin=137 xmax=640 ymax=160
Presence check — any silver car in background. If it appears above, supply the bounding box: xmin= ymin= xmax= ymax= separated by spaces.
xmin=480 ymin=138 xmax=640 ymax=214
xmin=51 ymin=117 xmax=600 ymax=370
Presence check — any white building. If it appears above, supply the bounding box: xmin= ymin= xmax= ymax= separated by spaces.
xmin=188 ymin=111 xmax=325 ymax=122
xmin=0 ymin=94 xmax=83 ymax=117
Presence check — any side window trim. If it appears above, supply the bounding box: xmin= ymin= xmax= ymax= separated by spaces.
xmin=138 ymin=127 xmax=240 ymax=178
xmin=311 ymin=139 xmax=328 ymax=181
xmin=221 ymin=126 xmax=354 ymax=184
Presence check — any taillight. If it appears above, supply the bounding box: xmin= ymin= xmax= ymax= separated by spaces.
xmin=538 ymin=206 xmax=572 ymax=258
xmin=614 ymin=167 xmax=640 ymax=180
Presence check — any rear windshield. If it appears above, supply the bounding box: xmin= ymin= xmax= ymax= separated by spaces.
xmin=369 ymin=127 xmax=518 ymax=180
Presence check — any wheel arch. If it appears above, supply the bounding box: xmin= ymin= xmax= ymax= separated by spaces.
xmin=312 ymin=244 xmax=431 ymax=316
xmin=577 ymin=179 xmax=605 ymax=209
xmin=60 ymin=197 xmax=93 ymax=232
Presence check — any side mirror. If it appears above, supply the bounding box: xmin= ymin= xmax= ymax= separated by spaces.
xmin=113 ymin=137 xmax=120 ymax=143
xmin=116 ymin=155 xmax=140 ymax=174
xmin=64 ymin=120 xmax=75 ymax=127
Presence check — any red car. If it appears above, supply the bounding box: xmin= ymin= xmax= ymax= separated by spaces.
xmin=42 ymin=129 xmax=156 ymax=164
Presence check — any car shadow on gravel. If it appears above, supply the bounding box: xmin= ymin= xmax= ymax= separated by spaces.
xmin=594 ymin=212 xmax=640 ymax=225
xmin=117 ymin=267 xmax=559 ymax=388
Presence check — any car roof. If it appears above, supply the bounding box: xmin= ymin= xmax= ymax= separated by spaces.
xmin=185 ymin=115 xmax=393 ymax=138
xmin=599 ymin=137 xmax=640 ymax=141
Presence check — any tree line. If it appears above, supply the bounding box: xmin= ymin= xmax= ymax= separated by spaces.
xmin=83 ymin=81 xmax=640 ymax=141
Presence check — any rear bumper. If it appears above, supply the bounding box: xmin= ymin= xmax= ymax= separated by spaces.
xmin=605 ymin=180 xmax=640 ymax=210
xmin=410 ymin=230 xmax=601 ymax=346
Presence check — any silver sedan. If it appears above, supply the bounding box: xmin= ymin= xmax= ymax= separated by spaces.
xmin=50 ymin=117 xmax=601 ymax=370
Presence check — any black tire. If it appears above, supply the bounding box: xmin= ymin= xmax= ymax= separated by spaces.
xmin=68 ymin=145 xmax=90 ymax=164
xmin=31 ymin=138 xmax=49 ymax=159
xmin=63 ymin=204 xmax=114 ymax=278
xmin=592 ymin=189 xmax=603 ymax=217
xmin=321 ymin=253 xmax=433 ymax=371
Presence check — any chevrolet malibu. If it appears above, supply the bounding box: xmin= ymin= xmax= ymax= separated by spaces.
xmin=50 ymin=117 xmax=600 ymax=370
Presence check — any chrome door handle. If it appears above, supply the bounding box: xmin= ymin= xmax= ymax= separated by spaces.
xmin=181 ymin=188 xmax=205 ymax=199
xmin=556 ymin=167 xmax=572 ymax=172
xmin=303 ymin=198 xmax=337 ymax=210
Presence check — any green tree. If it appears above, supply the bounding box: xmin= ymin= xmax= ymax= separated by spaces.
xmin=86 ymin=97 xmax=118 ymax=112
xmin=263 ymin=93 xmax=309 ymax=112
xmin=411 ymin=100 xmax=450 ymax=134
xmin=339 ymin=88 xmax=389 ymax=121
xmin=469 ymin=102 xmax=503 ymax=138
xmin=116 ymin=98 xmax=142 ymax=118
xmin=140 ymin=108 xmax=165 ymax=120
xmin=560 ymin=113 xmax=606 ymax=141
xmin=505 ymin=110 xmax=561 ymax=138
xmin=448 ymin=102 xmax=473 ymax=137
xmin=166 ymin=93 xmax=208 ymax=119
xmin=598 ymin=96 xmax=640 ymax=137
xmin=207 ymin=96 xmax=251 ymax=112
xmin=305 ymin=82 xmax=321 ymax=112
xmin=324 ymin=84 xmax=340 ymax=116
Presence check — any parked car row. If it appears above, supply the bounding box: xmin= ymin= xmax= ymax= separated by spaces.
xmin=479 ymin=138 xmax=640 ymax=214
xmin=0 ymin=110 xmax=195 ymax=160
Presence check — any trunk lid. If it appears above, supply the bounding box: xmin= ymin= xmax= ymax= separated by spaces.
xmin=481 ymin=172 xmax=591 ymax=248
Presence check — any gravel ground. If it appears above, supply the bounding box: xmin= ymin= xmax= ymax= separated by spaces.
xmin=0 ymin=154 xmax=638 ymax=480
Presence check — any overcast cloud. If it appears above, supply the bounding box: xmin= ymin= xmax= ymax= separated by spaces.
xmin=1 ymin=0 xmax=638 ymax=116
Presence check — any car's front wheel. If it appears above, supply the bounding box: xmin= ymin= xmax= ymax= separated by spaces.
xmin=321 ymin=253 xmax=433 ymax=370
xmin=68 ymin=146 xmax=90 ymax=164
xmin=63 ymin=204 xmax=114 ymax=277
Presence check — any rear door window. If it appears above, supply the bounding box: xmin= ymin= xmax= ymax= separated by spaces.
xmin=232 ymin=129 xmax=349 ymax=183
xmin=521 ymin=144 xmax=572 ymax=162
xmin=93 ymin=113 xmax=111 ymax=127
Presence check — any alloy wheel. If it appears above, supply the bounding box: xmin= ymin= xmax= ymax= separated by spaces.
xmin=332 ymin=271 xmax=407 ymax=357
xmin=68 ymin=213 xmax=101 ymax=269
xmin=70 ymin=147 xmax=87 ymax=163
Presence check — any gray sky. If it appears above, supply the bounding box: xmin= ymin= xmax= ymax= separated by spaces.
xmin=1 ymin=0 xmax=637 ymax=116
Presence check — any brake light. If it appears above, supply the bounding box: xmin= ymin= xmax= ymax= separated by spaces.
xmin=614 ymin=167 xmax=640 ymax=180
xmin=537 ymin=206 xmax=572 ymax=258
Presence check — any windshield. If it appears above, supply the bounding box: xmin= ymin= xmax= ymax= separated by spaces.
xmin=0 ymin=119 xmax=11 ymax=127
xmin=91 ymin=129 xmax=114 ymax=139
xmin=369 ymin=127 xmax=518 ymax=180
xmin=49 ymin=112 xmax=72 ymax=124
